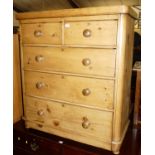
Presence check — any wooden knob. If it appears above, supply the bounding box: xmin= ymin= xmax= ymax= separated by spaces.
xmin=34 ymin=30 xmax=43 ymax=37
xmin=83 ymin=29 xmax=91 ymax=37
xmin=82 ymin=117 xmax=90 ymax=129
xmin=35 ymin=55 xmax=44 ymax=62
xmin=82 ymin=88 xmax=91 ymax=96
xmin=36 ymin=82 xmax=44 ymax=89
xmin=37 ymin=109 xmax=44 ymax=116
xmin=82 ymin=58 xmax=91 ymax=66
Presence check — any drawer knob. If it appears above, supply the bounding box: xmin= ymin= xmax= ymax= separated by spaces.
xmin=83 ymin=29 xmax=91 ymax=37
xmin=34 ymin=30 xmax=43 ymax=37
xmin=82 ymin=117 xmax=90 ymax=129
xmin=37 ymin=109 xmax=44 ymax=116
xmin=82 ymin=58 xmax=91 ymax=66
xmin=82 ymin=88 xmax=91 ymax=96
xmin=30 ymin=142 xmax=39 ymax=151
xmin=36 ymin=82 xmax=45 ymax=89
xmin=35 ymin=55 xmax=44 ymax=62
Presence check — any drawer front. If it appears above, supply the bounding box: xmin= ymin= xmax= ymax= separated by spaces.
xmin=64 ymin=20 xmax=117 ymax=46
xmin=24 ymin=71 xmax=114 ymax=109
xmin=24 ymin=96 xmax=113 ymax=146
xmin=21 ymin=23 xmax=61 ymax=44
xmin=23 ymin=47 xmax=116 ymax=77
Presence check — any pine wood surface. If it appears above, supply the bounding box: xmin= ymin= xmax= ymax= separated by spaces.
xmin=24 ymin=71 xmax=114 ymax=110
xmin=21 ymin=20 xmax=117 ymax=46
xmin=13 ymin=33 xmax=23 ymax=123
xmin=112 ymin=14 xmax=134 ymax=154
xmin=16 ymin=5 xmax=137 ymax=19
xmin=23 ymin=96 xmax=112 ymax=149
xmin=23 ymin=47 xmax=116 ymax=77
xmin=21 ymin=23 xmax=62 ymax=44
xmin=17 ymin=6 xmax=136 ymax=154
xmin=20 ymin=15 xmax=119 ymax=24
xmin=64 ymin=20 xmax=117 ymax=46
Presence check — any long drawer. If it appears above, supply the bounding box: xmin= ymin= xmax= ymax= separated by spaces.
xmin=24 ymin=71 xmax=114 ymax=109
xmin=24 ymin=96 xmax=113 ymax=149
xmin=23 ymin=47 xmax=116 ymax=77
xmin=64 ymin=20 xmax=118 ymax=46
xmin=21 ymin=23 xmax=62 ymax=44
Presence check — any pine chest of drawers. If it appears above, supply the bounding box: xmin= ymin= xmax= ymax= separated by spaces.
xmin=17 ymin=6 xmax=137 ymax=154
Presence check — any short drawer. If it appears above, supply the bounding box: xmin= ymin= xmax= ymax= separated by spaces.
xmin=24 ymin=96 xmax=113 ymax=149
xmin=23 ymin=47 xmax=116 ymax=77
xmin=64 ymin=20 xmax=117 ymax=46
xmin=21 ymin=23 xmax=61 ymax=44
xmin=24 ymin=71 xmax=114 ymax=109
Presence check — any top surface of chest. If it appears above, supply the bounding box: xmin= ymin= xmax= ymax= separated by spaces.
xmin=16 ymin=5 xmax=137 ymax=20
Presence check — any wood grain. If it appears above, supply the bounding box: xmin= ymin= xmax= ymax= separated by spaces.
xmin=16 ymin=5 xmax=137 ymax=20
xmin=23 ymin=47 xmax=116 ymax=77
xmin=20 ymin=15 xmax=119 ymax=24
xmin=24 ymin=71 xmax=114 ymax=110
xmin=21 ymin=22 xmax=62 ymax=44
xmin=64 ymin=20 xmax=118 ymax=46
xmin=13 ymin=33 xmax=23 ymax=123
xmin=112 ymin=14 xmax=134 ymax=154
xmin=24 ymin=96 xmax=112 ymax=150
xmin=17 ymin=6 xmax=136 ymax=154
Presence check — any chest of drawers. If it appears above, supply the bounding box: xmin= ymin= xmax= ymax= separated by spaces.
xmin=16 ymin=6 xmax=137 ymax=154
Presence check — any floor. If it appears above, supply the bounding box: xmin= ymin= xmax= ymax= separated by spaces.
xmin=116 ymin=125 xmax=141 ymax=155
xmin=14 ymin=119 xmax=141 ymax=155
xmin=86 ymin=123 xmax=141 ymax=155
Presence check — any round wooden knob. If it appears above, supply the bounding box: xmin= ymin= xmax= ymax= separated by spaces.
xmin=82 ymin=58 xmax=91 ymax=66
xmin=83 ymin=29 xmax=91 ymax=37
xmin=34 ymin=30 xmax=43 ymax=37
xmin=35 ymin=55 xmax=44 ymax=62
xmin=82 ymin=88 xmax=91 ymax=96
xmin=82 ymin=117 xmax=90 ymax=129
xmin=36 ymin=82 xmax=44 ymax=89
xmin=37 ymin=109 xmax=44 ymax=116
